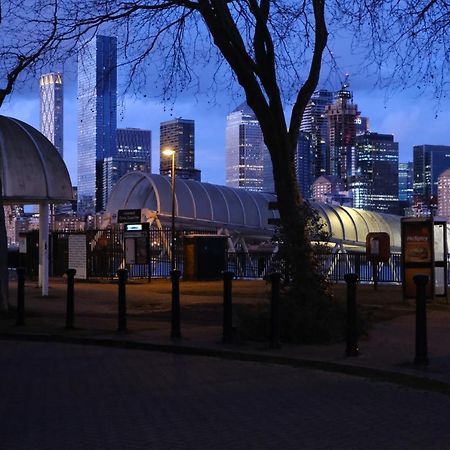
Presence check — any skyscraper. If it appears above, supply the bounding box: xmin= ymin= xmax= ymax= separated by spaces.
xmin=399 ymin=161 xmax=414 ymax=209
xmin=160 ymin=118 xmax=200 ymax=181
xmin=352 ymin=132 xmax=399 ymax=213
xmin=437 ymin=169 xmax=450 ymax=220
xmin=294 ymin=132 xmax=313 ymax=199
xmin=301 ymin=90 xmax=333 ymax=177
xmin=326 ymin=80 xmax=359 ymax=185
xmin=413 ymin=145 xmax=450 ymax=204
xmin=225 ymin=103 xmax=265 ymax=191
xmin=40 ymin=72 xmax=63 ymax=157
xmin=77 ymin=35 xmax=117 ymax=216
xmin=103 ymin=128 xmax=152 ymax=207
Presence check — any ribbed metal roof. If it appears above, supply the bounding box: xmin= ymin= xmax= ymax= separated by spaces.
xmin=0 ymin=116 xmax=73 ymax=203
xmin=107 ymin=172 xmax=402 ymax=246
xmin=107 ymin=172 xmax=278 ymax=234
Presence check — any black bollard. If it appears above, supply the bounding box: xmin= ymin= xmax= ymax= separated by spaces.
xmin=65 ymin=269 xmax=77 ymax=329
xmin=269 ymin=272 xmax=282 ymax=349
xmin=344 ymin=273 xmax=359 ymax=357
xmin=222 ymin=271 xmax=234 ymax=344
xmin=16 ymin=267 xmax=26 ymax=326
xmin=170 ymin=270 xmax=181 ymax=339
xmin=414 ymin=274 xmax=429 ymax=366
xmin=117 ymin=269 xmax=128 ymax=332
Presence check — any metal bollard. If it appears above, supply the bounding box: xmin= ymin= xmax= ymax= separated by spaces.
xmin=65 ymin=269 xmax=77 ymax=329
xmin=170 ymin=270 xmax=181 ymax=339
xmin=414 ymin=274 xmax=429 ymax=366
xmin=16 ymin=267 xmax=26 ymax=326
xmin=269 ymin=272 xmax=282 ymax=349
xmin=222 ymin=271 xmax=234 ymax=344
xmin=344 ymin=273 xmax=359 ymax=357
xmin=117 ymin=269 xmax=128 ymax=332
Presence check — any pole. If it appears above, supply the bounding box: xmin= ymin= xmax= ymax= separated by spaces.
xmin=16 ymin=267 xmax=26 ymax=326
xmin=222 ymin=271 xmax=234 ymax=344
xmin=373 ymin=260 xmax=379 ymax=291
xmin=344 ymin=273 xmax=359 ymax=357
xmin=147 ymin=228 xmax=152 ymax=283
xmin=269 ymin=272 xmax=282 ymax=349
xmin=414 ymin=274 xmax=429 ymax=366
xmin=65 ymin=268 xmax=76 ymax=329
xmin=171 ymin=152 xmax=176 ymax=271
xmin=170 ymin=269 xmax=181 ymax=338
xmin=117 ymin=269 xmax=128 ymax=332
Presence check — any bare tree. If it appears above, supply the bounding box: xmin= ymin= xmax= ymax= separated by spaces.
xmin=2 ymin=0 xmax=448 ymax=312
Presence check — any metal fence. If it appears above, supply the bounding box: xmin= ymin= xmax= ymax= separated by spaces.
xmin=8 ymin=229 xmax=450 ymax=283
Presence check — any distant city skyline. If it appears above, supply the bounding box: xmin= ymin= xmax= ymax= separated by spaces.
xmin=3 ymin=72 xmax=450 ymax=189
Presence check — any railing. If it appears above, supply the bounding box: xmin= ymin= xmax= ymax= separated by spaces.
xmin=9 ymin=229 xmax=450 ymax=283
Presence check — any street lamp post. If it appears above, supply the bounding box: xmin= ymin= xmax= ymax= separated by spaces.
xmin=162 ymin=148 xmax=176 ymax=270
xmin=162 ymin=148 xmax=181 ymax=338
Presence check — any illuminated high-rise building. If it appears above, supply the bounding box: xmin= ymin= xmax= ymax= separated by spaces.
xmin=437 ymin=169 xmax=450 ymax=220
xmin=413 ymin=145 xmax=450 ymax=204
xmin=326 ymin=79 xmax=359 ymax=185
xmin=399 ymin=161 xmax=414 ymax=212
xmin=160 ymin=118 xmax=200 ymax=181
xmin=301 ymin=90 xmax=333 ymax=177
xmin=294 ymin=132 xmax=313 ymax=199
xmin=225 ymin=103 xmax=265 ymax=191
xmin=103 ymin=127 xmax=151 ymax=207
xmin=352 ymin=132 xmax=399 ymax=213
xmin=40 ymin=72 xmax=63 ymax=157
xmin=77 ymin=35 xmax=117 ymax=215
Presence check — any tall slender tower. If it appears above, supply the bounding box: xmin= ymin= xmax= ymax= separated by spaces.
xmin=40 ymin=72 xmax=63 ymax=157
xmin=326 ymin=78 xmax=359 ymax=185
xmin=225 ymin=103 xmax=265 ymax=192
xmin=77 ymin=35 xmax=117 ymax=216
xmin=301 ymin=90 xmax=333 ymax=178
xmin=160 ymin=118 xmax=201 ymax=181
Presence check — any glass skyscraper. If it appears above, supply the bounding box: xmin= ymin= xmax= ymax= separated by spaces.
xmin=413 ymin=145 xmax=450 ymax=204
xmin=352 ymin=132 xmax=399 ymax=213
xmin=294 ymin=132 xmax=313 ymax=199
xmin=225 ymin=103 xmax=265 ymax=192
xmin=103 ymin=127 xmax=152 ymax=207
xmin=301 ymin=90 xmax=333 ymax=178
xmin=160 ymin=118 xmax=201 ymax=181
xmin=326 ymin=84 xmax=359 ymax=185
xmin=399 ymin=162 xmax=414 ymax=205
xmin=40 ymin=72 xmax=63 ymax=157
xmin=77 ymin=35 xmax=117 ymax=216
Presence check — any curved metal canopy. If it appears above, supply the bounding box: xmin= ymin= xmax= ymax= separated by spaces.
xmin=107 ymin=172 xmax=402 ymax=247
xmin=0 ymin=115 xmax=73 ymax=204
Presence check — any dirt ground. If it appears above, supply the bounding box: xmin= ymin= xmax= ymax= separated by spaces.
xmin=7 ymin=276 xmax=450 ymax=324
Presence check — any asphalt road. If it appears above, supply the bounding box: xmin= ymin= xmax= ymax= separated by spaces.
xmin=1 ymin=340 xmax=450 ymax=450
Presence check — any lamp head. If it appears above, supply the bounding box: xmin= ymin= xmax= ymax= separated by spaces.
xmin=162 ymin=148 xmax=175 ymax=157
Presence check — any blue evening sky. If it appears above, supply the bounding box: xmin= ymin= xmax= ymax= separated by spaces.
xmin=2 ymin=70 xmax=449 ymax=187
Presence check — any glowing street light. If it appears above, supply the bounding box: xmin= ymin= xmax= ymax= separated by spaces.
xmin=162 ymin=148 xmax=176 ymax=271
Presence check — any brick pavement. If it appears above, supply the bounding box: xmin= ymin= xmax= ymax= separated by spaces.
xmin=2 ymin=340 xmax=450 ymax=450
xmin=3 ymin=277 xmax=450 ymax=390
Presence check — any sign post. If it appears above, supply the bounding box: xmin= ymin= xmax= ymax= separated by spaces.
xmin=366 ymin=232 xmax=390 ymax=290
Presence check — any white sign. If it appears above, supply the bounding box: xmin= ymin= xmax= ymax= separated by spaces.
xmin=69 ymin=234 xmax=87 ymax=279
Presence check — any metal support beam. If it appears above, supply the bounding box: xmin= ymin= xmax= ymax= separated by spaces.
xmin=39 ymin=202 xmax=49 ymax=296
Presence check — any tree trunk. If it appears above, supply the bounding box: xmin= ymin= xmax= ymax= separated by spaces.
xmin=269 ymin=138 xmax=326 ymax=302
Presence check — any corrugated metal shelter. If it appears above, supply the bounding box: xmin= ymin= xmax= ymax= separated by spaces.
xmin=107 ymin=172 xmax=402 ymax=249
xmin=0 ymin=116 xmax=73 ymax=295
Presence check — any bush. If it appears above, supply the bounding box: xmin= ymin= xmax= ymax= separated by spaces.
xmin=237 ymin=289 xmax=371 ymax=344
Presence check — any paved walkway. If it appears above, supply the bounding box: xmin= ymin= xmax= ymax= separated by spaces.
xmin=2 ymin=278 xmax=450 ymax=391
xmin=2 ymin=340 xmax=450 ymax=450
xmin=3 ymin=278 xmax=450 ymax=448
